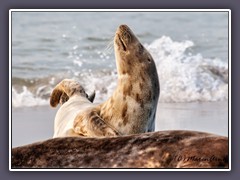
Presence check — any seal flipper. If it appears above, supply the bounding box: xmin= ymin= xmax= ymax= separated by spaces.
xmin=87 ymin=91 xmax=95 ymax=103
xmin=59 ymin=92 xmax=69 ymax=105
xmin=65 ymin=129 xmax=85 ymax=137
xmin=73 ymin=110 xmax=121 ymax=137
xmin=50 ymin=79 xmax=87 ymax=107
xmin=50 ymin=88 xmax=64 ymax=107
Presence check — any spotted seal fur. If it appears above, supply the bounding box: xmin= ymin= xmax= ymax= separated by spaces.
xmin=98 ymin=24 xmax=160 ymax=134
xmin=50 ymin=24 xmax=160 ymax=137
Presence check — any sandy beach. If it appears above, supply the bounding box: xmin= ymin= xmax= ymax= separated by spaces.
xmin=11 ymin=101 xmax=228 ymax=148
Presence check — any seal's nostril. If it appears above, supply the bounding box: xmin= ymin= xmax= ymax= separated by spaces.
xmin=118 ymin=34 xmax=127 ymax=51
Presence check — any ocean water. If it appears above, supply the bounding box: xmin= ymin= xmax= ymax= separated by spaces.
xmin=11 ymin=11 xmax=229 ymax=107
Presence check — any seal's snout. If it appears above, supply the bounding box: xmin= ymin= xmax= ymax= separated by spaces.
xmin=115 ymin=24 xmax=136 ymax=52
xmin=116 ymin=24 xmax=131 ymax=35
xmin=118 ymin=24 xmax=129 ymax=31
xmin=118 ymin=34 xmax=127 ymax=51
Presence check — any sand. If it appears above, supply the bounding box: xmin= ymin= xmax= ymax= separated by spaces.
xmin=11 ymin=101 xmax=229 ymax=148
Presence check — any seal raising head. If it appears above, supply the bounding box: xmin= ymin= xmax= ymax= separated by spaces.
xmin=51 ymin=25 xmax=160 ymax=138
xmin=98 ymin=24 xmax=160 ymax=134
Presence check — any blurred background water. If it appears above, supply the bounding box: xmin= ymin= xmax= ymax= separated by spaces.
xmin=11 ymin=11 xmax=229 ymax=107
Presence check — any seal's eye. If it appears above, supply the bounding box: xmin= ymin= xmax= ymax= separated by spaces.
xmin=147 ymin=58 xmax=151 ymax=63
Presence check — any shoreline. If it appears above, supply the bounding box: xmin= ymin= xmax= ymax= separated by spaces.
xmin=156 ymin=101 xmax=228 ymax=136
xmin=11 ymin=101 xmax=228 ymax=147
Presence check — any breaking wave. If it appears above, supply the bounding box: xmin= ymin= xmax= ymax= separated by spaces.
xmin=12 ymin=36 xmax=228 ymax=108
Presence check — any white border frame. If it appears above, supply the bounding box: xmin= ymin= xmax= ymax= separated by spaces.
xmin=9 ymin=9 xmax=231 ymax=171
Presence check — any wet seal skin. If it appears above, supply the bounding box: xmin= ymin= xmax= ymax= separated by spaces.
xmin=50 ymin=24 xmax=160 ymax=138
xmin=11 ymin=130 xmax=228 ymax=168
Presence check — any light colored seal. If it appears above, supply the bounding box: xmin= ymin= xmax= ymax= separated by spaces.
xmin=50 ymin=79 xmax=120 ymax=138
xmin=50 ymin=24 xmax=160 ymax=137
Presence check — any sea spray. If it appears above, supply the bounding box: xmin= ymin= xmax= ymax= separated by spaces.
xmin=12 ymin=36 xmax=228 ymax=108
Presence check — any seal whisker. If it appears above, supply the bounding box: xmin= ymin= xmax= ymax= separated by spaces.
xmin=103 ymin=36 xmax=114 ymax=54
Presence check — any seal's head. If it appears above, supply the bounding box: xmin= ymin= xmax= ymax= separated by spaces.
xmin=114 ymin=24 xmax=159 ymax=103
xmin=114 ymin=25 xmax=157 ymax=79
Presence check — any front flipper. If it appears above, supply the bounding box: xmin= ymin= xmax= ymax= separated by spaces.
xmin=65 ymin=129 xmax=85 ymax=137
xmin=73 ymin=110 xmax=121 ymax=137
xmin=50 ymin=79 xmax=95 ymax=107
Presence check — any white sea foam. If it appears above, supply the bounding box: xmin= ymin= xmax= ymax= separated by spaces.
xmin=146 ymin=36 xmax=228 ymax=102
xmin=73 ymin=59 xmax=83 ymax=67
xmin=84 ymin=36 xmax=228 ymax=103
xmin=12 ymin=86 xmax=48 ymax=108
xmin=12 ymin=36 xmax=228 ymax=107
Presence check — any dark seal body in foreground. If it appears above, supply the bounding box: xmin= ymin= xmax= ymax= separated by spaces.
xmin=11 ymin=130 xmax=228 ymax=168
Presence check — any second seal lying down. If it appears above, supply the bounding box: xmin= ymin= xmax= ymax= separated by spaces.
xmin=12 ymin=130 xmax=228 ymax=168
xmin=50 ymin=24 xmax=160 ymax=138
